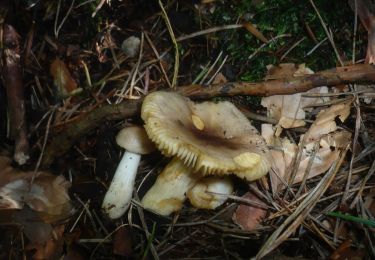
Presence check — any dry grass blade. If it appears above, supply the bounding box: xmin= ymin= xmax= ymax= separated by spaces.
xmin=158 ymin=0 xmax=178 ymax=88
xmin=255 ymin=145 xmax=349 ymax=259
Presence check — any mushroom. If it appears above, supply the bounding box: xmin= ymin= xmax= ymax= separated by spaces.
xmin=141 ymin=158 xmax=201 ymax=215
xmin=141 ymin=91 xmax=271 ymax=180
xmin=140 ymin=91 xmax=271 ymax=215
xmin=187 ymin=176 xmax=233 ymax=210
xmin=102 ymin=126 xmax=155 ymax=219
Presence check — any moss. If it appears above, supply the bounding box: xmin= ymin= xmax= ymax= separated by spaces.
xmin=210 ymin=0 xmax=356 ymax=82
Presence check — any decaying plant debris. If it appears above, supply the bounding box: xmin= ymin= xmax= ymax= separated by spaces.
xmin=1 ymin=0 xmax=375 ymax=259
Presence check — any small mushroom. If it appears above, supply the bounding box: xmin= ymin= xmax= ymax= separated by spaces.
xmin=141 ymin=158 xmax=200 ymax=215
xmin=187 ymin=176 xmax=233 ymax=209
xmin=102 ymin=126 xmax=155 ymax=219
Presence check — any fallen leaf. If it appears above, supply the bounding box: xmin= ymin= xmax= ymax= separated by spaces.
xmin=26 ymin=224 xmax=65 ymax=260
xmin=262 ymin=64 xmax=329 ymax=135
xmin=262 ymin=126 xmax=351 ymax=190
xmin=212 ymin=72 xmax=228 ymax=85
xmin=0 ymin=156 xmax=73 ymax=221
xmin=262 ymin=124 xmax=297 ymax=191
xmin=329 ymin=239 xmax=367 ymax=260
xmin=364 ymin=188 xmax=375 ymax=217
xmin=113 ymin=226 xmax=133 ymax=257
xmin=50 ymin=58 xmax=78 ymax=97
xmin=232 ymin=192 xmax=267 ymax=231
xmin=294 ymin=131 xmax=352 ymax=183
xmin=303 ymin=100 xmax=352 ymax=142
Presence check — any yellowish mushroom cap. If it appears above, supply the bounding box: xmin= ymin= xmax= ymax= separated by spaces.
xmin=141 ymin=91 xmax=271 ymax=181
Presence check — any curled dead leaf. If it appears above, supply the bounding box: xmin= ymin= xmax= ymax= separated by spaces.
xmin=303 ymin=100 xmax=352 ymax=142
xmin=0 ymin=156 xmax=73 ymax=221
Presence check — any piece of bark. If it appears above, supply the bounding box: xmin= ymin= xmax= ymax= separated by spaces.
xmin=2 ymin=24 xmax=29 ymax=164
xmin=40 ymin=64 xmax=375 ymax=168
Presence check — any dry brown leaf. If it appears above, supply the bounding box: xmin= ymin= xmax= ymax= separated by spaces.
xmin=264 ymin=63 xmax=297 ymax=80
xmin=232 ymin=192 xmax=267 ymax=231
xmin=26 ymin=224 xmax=65 ymax=260
xmin=364 ymin=188 xmax=375 ymax=217
xmin=303 ymin=100 xmax=352 ymax=142
xmin=50 ymin=58 xmax=78 ymax=97
xmin=0 ymin=156 xmax=73 ymax=221
xmin=262 ymin=124 xmax=297 ymax=191
xmin=113 ymin=226 xmax=133 ymax=257
xmin=294 ymin=131 xmax=352 ymax=183
xmin=262 ymin=125 xmax=351 ymax=190
xmin=262 ymin=64 xmax=329 ymax=135
xmin=212 ymin=72 xmax=228 ymax=85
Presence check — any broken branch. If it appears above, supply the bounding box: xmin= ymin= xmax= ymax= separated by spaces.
xmin=2 ymin=24 xmax=29 ymax=165
xmin=178 ymin=64 xmax=375 ymax=98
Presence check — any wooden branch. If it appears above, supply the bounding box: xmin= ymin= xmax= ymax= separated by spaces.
xmin=40 ymin=64 xmax=375 ymax=167
xmin=177 ymin=64 xmax=375 ymax=98
xmin=2 ymin=24 xmax=29 ymax=165
xmin=40 ymin=100 xmax=142 ymax=168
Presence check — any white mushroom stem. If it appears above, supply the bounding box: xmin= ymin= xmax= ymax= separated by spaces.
xmin=102 ymin=151 xmax=141 ymax=219
xmin=141 ymin=158 xmax=201 ymax=216
xmin=187 ymin=176 xmax=233 ymax=209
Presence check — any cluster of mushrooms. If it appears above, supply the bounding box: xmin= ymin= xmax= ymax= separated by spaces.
xmin=102 ymin=91 xmax=271 ymax=219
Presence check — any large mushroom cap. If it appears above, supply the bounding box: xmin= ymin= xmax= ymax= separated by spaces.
xmin=116 ymin=126 xmax=155 ymax=154
xmin=141 ymin=91 xmax=271 ymax=181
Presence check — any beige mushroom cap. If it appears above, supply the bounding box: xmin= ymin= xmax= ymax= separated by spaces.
xmin=116 ymin=126 xmax=155 ymax=154
xmin=141 ymin=91 xmax=271 ymax=181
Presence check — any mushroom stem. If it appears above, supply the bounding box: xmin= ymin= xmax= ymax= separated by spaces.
xmin=102 ymin=151 xmax=141 ymax=219
xmin=187 ymin=176 xmax=233 ymax=210
xmin=141 ymin=158 xmax=201 ymax=216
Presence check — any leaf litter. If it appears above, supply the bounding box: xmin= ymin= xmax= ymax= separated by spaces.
xmin=1 ymin=1 xmax=375 ymax=259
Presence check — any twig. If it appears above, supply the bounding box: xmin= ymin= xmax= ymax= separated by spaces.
xmin=2 ymin=24 xmax=29 ymax=165
xmin=178 ymin=64 xmax=375 ymax=98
